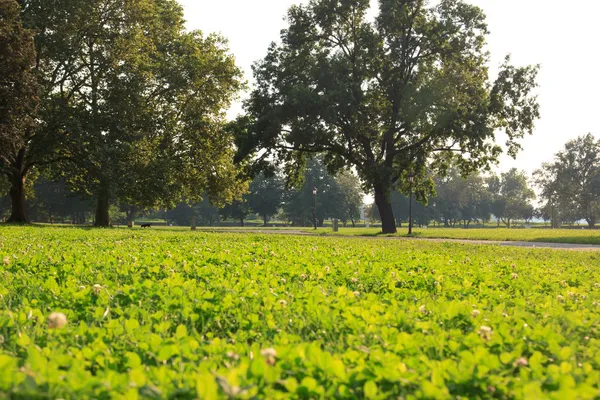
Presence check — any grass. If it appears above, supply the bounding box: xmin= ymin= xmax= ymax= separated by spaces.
xmin=299 ymin=227 xmax=600 ymax=245
xmin=0 ymin=226 xmax=599 ymax=398
xmin=32 ymin=223 xmax=600 ymax=246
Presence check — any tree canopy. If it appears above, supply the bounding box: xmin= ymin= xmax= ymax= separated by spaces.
xmin=0 ymin=0 xmax=41 ymax=222
xmin=235 ymin=0 xmax=540 ymax=233
xmin=488 ymin=168 xmax=535 ymax=228
xmin=534 ymin=134 xmax=600 ymax=228
xmin=20 ymin=0 xmax=246 ymax=226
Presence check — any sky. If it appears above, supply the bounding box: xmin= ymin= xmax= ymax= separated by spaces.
xmin=178 ymin=0 xmax=600 ymax=178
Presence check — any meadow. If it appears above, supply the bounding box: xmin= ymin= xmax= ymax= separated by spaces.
xmin=322 ymin=227 xmax=600 ymax=245
xmin=0 ymin=226 xmax=599 ymax=399
xmin=196 ymin=226 xmax=600 ymax=245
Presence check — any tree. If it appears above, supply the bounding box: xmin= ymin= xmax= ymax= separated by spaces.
xmin=236 ymin=0 xmax=539 ymax=233
xmin=0 ymin=0 xmax=41 ymax=222
xmin=220 ymin=200 xmax=251 ymax=227
xmin=434 ymin=170 xmax=466 ymax=227
xmin=283 ymin=157 xmax=362 ymax=226
xmin=460 ymin=174 xmax=490 ymax=228
xmin=391 ymin=191 xmax=433 ymax=227
xmin=489 ymin=169 xmax=535 ymax=228
xmin=248 ymin=173 xmax=284 ymax=226
xmin=170 ymin=197 xmax=221 ymax=227
xmin=333 ymin=171 xmax=363 ymax=227
xmin=22 ymin=0 xmax=245 ymax=226
xmin=28 ymin=176 xmax=92 ymax=224
xmin=534 ymin=134 xmax=600 ymax=228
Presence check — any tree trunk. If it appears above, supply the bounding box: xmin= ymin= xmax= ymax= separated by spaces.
xmin=263 ymin=214 xmax=268 ymax=227
xmin=126 ymin=207 xmax=137 ymax=224
xmin=240 ymin=218 xmax=245 ymax=227
xmin=587 ymin=218 xmax=595 ymax=229
xmin=94 ymin=188 xmax=110 ymax=227
xmin=7 ymin=173 xmax=28 ymax=223
xmin=374 ymin=184 xmax=397 ymax=234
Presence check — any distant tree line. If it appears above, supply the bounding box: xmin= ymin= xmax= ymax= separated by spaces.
xmin=366 ymin=167 xmax=536 ymax=228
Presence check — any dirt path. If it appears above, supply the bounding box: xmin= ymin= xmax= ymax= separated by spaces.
xmin=195 ymin=228 xmax=600 ymax=251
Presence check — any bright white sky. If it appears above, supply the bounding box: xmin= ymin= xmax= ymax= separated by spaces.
xmin=179 ymin=0 xmax=600 ymax=177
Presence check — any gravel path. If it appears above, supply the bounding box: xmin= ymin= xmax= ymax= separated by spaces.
xmin=196 ymin=228 xmax=600 ymax=251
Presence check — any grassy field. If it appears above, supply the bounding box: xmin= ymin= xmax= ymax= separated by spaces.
xmin=194 ymin=226 xmax=600 ymax=245
xmin=0 ymin=226 xmax=599 ymax=398
xmin=309 ymin=227 xmax=600 ymax=245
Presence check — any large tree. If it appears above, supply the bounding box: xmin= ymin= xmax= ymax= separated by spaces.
xmin=236 ymin=0 xmax=539 ymax=233
xmin=22 ymin=0 xmax=245 ymax=226
xmin=0 ymin=0 xmax=41 ymax=222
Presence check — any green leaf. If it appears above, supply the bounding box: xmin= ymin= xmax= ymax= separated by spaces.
xmin=175 ymin=324 xmax=187 ymax=339
xmin=126 ymin=352 xmax=142 ymax=369
xmin=197 ymin=373 xmax=218 ymax=400
xmin=17 ymin=333 xmax=31 ymax=347
xmin=364 ymin=381 xmax=378 ymax=399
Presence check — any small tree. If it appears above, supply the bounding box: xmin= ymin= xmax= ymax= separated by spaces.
xmin=248 ymin=173 xmax=284 ymax=227
xmin=534 ymin=134 xmax=600 ymax=228
xmin=220 ymin=200 xmax=251 ymax=227
xmin=489 ymin=169 xmax=535 ymax=228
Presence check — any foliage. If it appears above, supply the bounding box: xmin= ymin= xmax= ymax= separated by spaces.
xmin=27 ymin=177 xmax=92 ymax=224
xmin=0 ymin=0 xmax=41 ymax=222
xmin=170 ymin=197 xmax=221 ymax=227
xmin=248 ymin=173 xmax=285 ymax=226
xmin=219 ymin=200 xmax=251 ymax=227
xmin=0 ymin=227 xmax=599 ymax=398
xmin=488 ymin=169 xmax=535 ymax=228
xmin=283 ymin=158 xmax=363 ymax=226
xmin=21 ymin=0 xmax=246 ymax=226
xmin=534 ymin=134 xmax=600 ymax=228
xmin=236 ymin=0 xmax=540 ymax=233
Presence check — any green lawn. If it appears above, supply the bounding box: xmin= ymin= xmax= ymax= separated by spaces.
xmin=0 ymin=226 xmax=599 ymax=398
xmin=306 ymin=227 xmax=600 ymax=245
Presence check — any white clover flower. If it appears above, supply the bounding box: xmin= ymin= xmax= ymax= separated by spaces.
xmin=48 ymin=312 xmax=68 ymax=329
xmin=92 ymin=284 xmax=103 ymax=295
xmin=511 ymin=273 xmax=518 ymax=279
xmin=353 ymin=291 xmax=360 ymax=297
xmin=557 ymin=295 xmax=565 ymax=302
xmin=419 ymin=305 xmax=427 ymax=314
xmin=279 ymin=300 xmax=288 ymax=307
xmin=478 ymin=326 xmax=493 ymax=340
xmin=513 ymin=357 xmax=528 ymax=367
xmin=351 ymin=277 xmax=359 ymax=283
xmin=472 ymin=310 xmax=481 ymax=317
xmin=3 ymin=256 xmax=9 ymax=266
xmin=260 ymin=348 xmax=277 ymax=358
